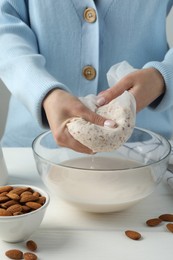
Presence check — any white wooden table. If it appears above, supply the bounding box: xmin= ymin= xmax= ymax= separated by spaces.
xmin=1 ymin=148 xmax=173 ymax=260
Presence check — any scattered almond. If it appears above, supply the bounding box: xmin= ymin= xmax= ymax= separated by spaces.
xmin=146 ymin=218 xmax=162 ymax=227
xmin=26 ymin=240 xmax=37 ymax=251
xmin=166 ymin=223 xmax=173 ymax=233
xmin=125 ymin=230 xmax=141 ymax=240
xmin=4 ymin=240 xmax=38 ymax=259
xmin=159 ymin=214 xmax=173 ymax=222
xmin=23 ymin=252 xmax=37 ymax=260
xmin=5 ymin=249 xmax=23 ymax=259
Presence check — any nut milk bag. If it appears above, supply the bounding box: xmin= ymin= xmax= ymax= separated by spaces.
xmin=67 ymin=61 xmax=137 ymax=152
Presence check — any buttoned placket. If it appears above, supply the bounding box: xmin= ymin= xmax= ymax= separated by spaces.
xmin=76 ymin=2 xmax=99 ymax=96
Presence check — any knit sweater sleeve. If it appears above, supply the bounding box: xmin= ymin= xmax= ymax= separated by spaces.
xmin=0 ymin=0 xmax=70 ymax=127
xmin=143 ymin=47 xmax=173 ymax=111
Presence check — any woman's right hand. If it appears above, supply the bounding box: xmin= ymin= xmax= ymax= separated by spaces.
xmin=43 ymin=89 xmax=107 ymax=154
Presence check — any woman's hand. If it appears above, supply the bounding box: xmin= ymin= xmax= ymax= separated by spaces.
xmin=43 ymin=89 xmax=108 ymax=154
xmin=97 ymin=68 xmax=165 ymax=112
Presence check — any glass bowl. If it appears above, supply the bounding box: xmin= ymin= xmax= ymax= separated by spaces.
xmin=32 ymin=127 xmax=171 ymax=213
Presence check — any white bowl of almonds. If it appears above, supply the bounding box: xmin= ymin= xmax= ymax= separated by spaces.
xmin=0 ymin=184 xmax=49 ymax=243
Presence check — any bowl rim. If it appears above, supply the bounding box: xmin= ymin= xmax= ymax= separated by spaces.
xmin=0 ymin=184 xmax=50 ymax=220
xmin=32 ymin=127 xmax=171 ymax=171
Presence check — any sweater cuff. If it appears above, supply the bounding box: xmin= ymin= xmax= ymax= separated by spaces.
xmin=143 ymin=61 xmax=173 ymax=111
xmin=36 ymin=82 xmax=70 ymax=129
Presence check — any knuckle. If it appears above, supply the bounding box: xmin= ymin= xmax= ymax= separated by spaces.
xmin=90 ymin=113 xmax=105 ymax=126
xmin=72 ymin=102 xmax=86 ymax=115
xmin=53 ymin=130 xmax=65 ymax=145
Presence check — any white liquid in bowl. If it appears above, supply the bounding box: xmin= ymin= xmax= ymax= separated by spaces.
xmin=43 ymin=156 xmax=156 ymax=212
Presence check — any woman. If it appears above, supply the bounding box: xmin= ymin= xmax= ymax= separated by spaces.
xmin=0 ymin=0 xmax=172 ymax=153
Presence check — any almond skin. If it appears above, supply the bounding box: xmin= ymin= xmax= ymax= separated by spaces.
xmin=20 ymin=194 xmax=39 ymax=203
xmin=159 ymin=214 xmax=173 ymax=222
xmin=0 ymin=186 xmax=13 ymax=193
xmin=9 ymin=187 xmax=29 ymax=195
xmin=26 ymin=240 xmax=37 ymax=251
xmin=23 ymin=252 xmax=37 ymax=260
xmin=1 ymin=200 xmax=18 ymax=209
xmin=0 ymin=191 xmax=8 ymax=196
xmin=166 ymin=223 xmax=173 ymax=233
xmin=125 ymin=230 xmax=141 ymax=240
xmin=7 ymin=204 xmax=23 ymax=215
xmin=7 ymin=193 xmax=20 ymax=201
xmin=5 ymin=249 xmax=23 ymax=259
xmin=146 ymin=218 xmax=162 ymax=227
xmin=32 ymin=192 xmax=40 ymax=198
xmin=0 ymin=208 xmax=12 ymax=216
xmin=0 ymin=195 xmax=10 ymax=203
xmin=36 ymin=196 xmax=46 ymax=205
xmin=20 ymin=191 xmax=33 ymax=197
xmin=25 ymin=202 xmax=42 ymax=210
xmin=22 ymin=205 xmax=31 ymax=213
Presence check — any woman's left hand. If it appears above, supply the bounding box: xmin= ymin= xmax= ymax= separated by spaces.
xmin=97 ymin=68 xmax=165 ymax=112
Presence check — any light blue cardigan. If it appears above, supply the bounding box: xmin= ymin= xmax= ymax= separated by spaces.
xmin=0 ymin=0 xmax=173 ymax=146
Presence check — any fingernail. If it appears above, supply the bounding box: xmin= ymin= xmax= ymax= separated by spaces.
xmin=96 ymin=96 xmax=106 ymax=106
xmin=104 ymin=120 xmax=117 ymax=128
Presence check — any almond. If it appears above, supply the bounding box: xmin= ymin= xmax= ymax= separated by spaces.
xmin=22 ymin=205 xmax=31 ymax=213
xmin=13 ymin=211 xmax=23 ymax=216
xmin=5 ymin=249 xmax=23 ymax=259
xmin=0 ymin=186 xmax=13 ymax=193
xmin=0 ymin=195 xmax=10 ymax=203
xmin=20 ymin=194 xmax=39 ymax=203
xmin=7 ymin=193 xmax=20 ymax=201
xmin=125 ymin=230 xmax=141 ymax=240
xmin=166 ymin=223 xmax=173 ymax=233
xmin=1 ymin=200 xmax=18 ymax=209
xmin=159 ymin=214 xmax=173 ymax=222
xmin=0 ymin=208 xmax=12 ymax=216
xmin=23 ymin=252 xmax=37 ymax=260
xmin=146 ymin=218 xmax=162 ymax=227
xmin=26 ymin=202 xmax=42 ymax=210
xmin=32 ymin=192 xmax=40 ymax=198
xmin=20 ymin=191 xmax=33 ymax=197
xmin=0 ymin=191 xmax=8 ymax=196
xmin=9 ymin=187 xmax=29 ymax=195
xmin=36 ymin=196 xmax=46 ymax=205
xmin=26 ymin=240 xmax=37 ymax=251
xmin=7 ymin=204 xmax=23 ymax=215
